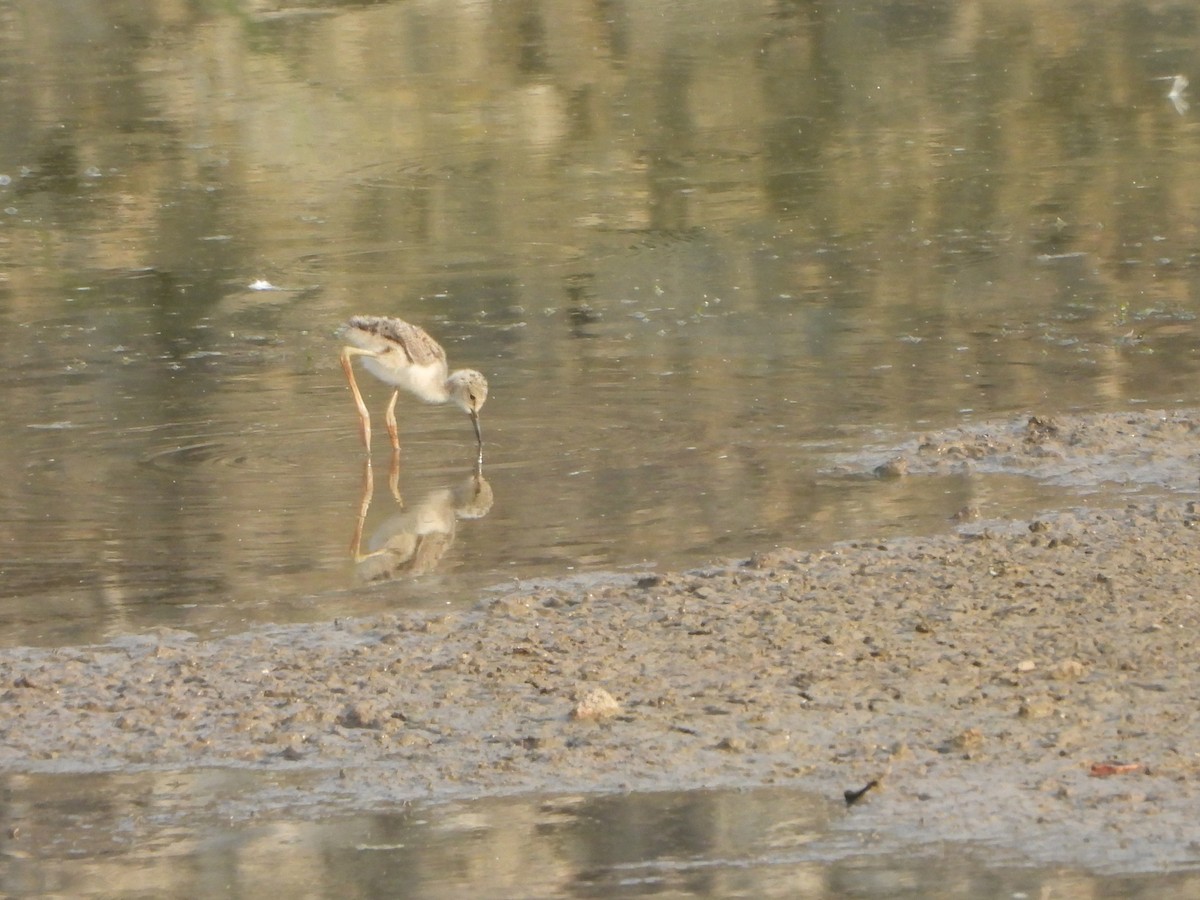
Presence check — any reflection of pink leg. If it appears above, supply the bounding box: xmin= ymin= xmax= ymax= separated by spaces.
xmin=340 ymin=347 xmax=376 ymax=453
xmin=351 ymin=457 xmax=374 ymax=559
xmin=385 ymin=390 xmax=400 ymax=451
xmin=388 ymin=447 xmax=402 ymax=503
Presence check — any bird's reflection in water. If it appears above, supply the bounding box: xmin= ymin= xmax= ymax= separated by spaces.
xmin=351 ymin=452 xmax=494 ymax=582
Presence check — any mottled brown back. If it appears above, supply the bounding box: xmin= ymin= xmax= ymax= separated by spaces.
xmin=346 ymin=315 xmax=447 ymax=366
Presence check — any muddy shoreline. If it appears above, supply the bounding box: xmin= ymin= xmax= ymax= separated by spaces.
xmin=4 ymin=410 xmax=1200 ymax=876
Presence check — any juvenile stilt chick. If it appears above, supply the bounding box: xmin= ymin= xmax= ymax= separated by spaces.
xmin=339 ymin=315 xmax=488 ymax=463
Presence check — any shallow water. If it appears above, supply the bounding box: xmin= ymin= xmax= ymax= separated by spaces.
xmin=3 ymin=0 xmax=1200 ymax=648
xmin=5 ymin=775 xmax=1198 ymax=899
xmin=3 ymin=0 xmax=1200 ymax=893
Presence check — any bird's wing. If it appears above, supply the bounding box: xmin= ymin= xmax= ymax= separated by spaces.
xmin=378 ymin=319 xmax=447 ymax=366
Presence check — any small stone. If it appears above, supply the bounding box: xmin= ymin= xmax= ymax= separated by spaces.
xmin=1018 ymin=698 xmax=1056 ymax=720
xmin=951 ymin=728 xmax=984 ymax=752
xmin=571 ymin=687 xmax=620 ymax=720
xmin=1026 ymin=416 xmax=1061 ymax=438
xmin=1016 ymin=659 xmax=1037 ymax=673
xmin=874 ymin=458 xmax=908 ymax=478
xmin=337 ymin=702 xmax=384 ymax=729
xmin=951 ymin=505 xmax=981 ymax=522
xmin=1049 ymin=659 xmax=1086 ymax=680
xmin=490 ymin=594 xmax=535 ymax=617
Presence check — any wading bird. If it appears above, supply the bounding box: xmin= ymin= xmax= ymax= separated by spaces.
xmin=339 ymin=315 xmax=488 ymax=464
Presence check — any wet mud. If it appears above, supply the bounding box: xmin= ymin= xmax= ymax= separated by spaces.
xmin=4 ymin=410 xmax=1200 ymax=874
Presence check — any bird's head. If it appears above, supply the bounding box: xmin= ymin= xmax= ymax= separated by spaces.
xmin=447 ymin=369 xmax=488 ymax=415
xmin=447 ymin=370 xmax=488 ymax=452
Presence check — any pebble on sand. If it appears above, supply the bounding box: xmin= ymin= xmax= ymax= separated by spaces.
xmin=570 ymin=687 xmax=620 ymax=720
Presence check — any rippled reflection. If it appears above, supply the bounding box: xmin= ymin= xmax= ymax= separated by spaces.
xmin=352 ymin=457 xmax=494 ymax=583
xmin=4 ymin=775 xmax=1197 ymax=899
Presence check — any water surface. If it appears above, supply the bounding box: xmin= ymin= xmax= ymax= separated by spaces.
xmin=6 ymin=775 xmax=1199 ymax=899
xmin=4 ymin=0 xmax=1199 ymax=647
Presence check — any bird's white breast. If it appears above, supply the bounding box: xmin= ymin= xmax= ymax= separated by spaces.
xmin=363 ymin=355 xmax=449 ymax=403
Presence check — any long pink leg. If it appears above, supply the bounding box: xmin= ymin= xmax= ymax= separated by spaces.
xmin=340 ymin=347 xmax=375 ymax=453
xmin=385 ymin=390 xmax=401 ymax=452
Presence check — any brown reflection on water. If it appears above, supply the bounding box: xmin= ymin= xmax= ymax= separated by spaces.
xmin=2 ymin=1 xmax=1200 ymax=645
xmin=3 ymin=775 xmax=1198 ymax=899
xmin=351 ymin=455 xmax=494 ymax=583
